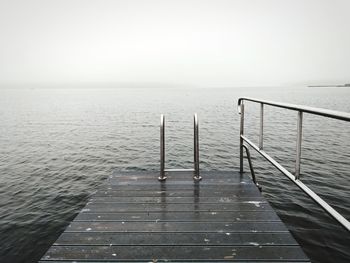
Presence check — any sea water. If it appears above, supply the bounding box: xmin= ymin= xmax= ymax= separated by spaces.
xmin=0 ymin=86 xmax=349 ymax=262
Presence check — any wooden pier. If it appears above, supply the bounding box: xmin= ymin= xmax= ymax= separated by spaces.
xmin=39 ymin=171 xmax=310 ymax=262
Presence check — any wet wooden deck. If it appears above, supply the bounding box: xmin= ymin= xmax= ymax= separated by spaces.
xmin=39 ymin=171 xmax=310 ymax=262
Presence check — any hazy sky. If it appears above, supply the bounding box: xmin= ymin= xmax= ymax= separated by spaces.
xmin=0 ymin=0 xmax=349 ymax=87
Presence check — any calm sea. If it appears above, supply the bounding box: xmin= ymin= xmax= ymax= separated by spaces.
xmin=0 ymin=87 xmax=349 ymax=262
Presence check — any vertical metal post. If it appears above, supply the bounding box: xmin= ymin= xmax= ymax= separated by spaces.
xmin=193 ymin=113 xmax=201 ymax=181
xmin=159 ymin=114 xmax=166 ymax=181
xmin=259 ymin=103 xmax=264 ymax=150
xmin=295 ymin=111 xmax=303 ymax=180
xmin=239 ymin=103 xmax=245 ymax=173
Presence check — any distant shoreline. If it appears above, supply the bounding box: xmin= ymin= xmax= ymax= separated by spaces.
xmin=308 ymin=84 xmax=350 ymax=88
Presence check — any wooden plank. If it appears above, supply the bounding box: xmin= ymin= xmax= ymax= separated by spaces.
xmin=107 ymin=172 xmax=257 ymax=184
xmin=40 ymin=245 xmax=309 ymax=261
xmin=65 ymin=221 xmax=288 ymax=232
xmin=110 ymin=171 xmax=239 ymax=178
xmin=81 ymin=202 xmax=272 ymax=212
xmin=88 ymin=196 xmax=266 ymax=203
xmin=98 ymin=184 xmax=258 ymax=190
xmin=54 ymin=232 xmax=299 ymax=245
xmin=40 ymin=261 xmax=311 ymax=263
xmin=75 ymin=211 xmax=280 ymax=222
xmin=107 ymin=179 xmax=253 ymax=184
xmin=93 ymin=189 xmax=263 ymax=198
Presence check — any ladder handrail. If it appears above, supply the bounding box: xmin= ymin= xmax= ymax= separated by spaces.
xmin=194 ymin=113 xmax=200 ymax=179
xmin=159 ymin=114 xmax=201 ymax=181
xmin=238 ymin=97 xmax=350 ymax=231
xmin=159 ymin=114 xmax=165 ymax=181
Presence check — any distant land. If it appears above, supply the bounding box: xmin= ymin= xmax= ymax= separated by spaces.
xmin=308 ymin=83 xmax=350 ymax=87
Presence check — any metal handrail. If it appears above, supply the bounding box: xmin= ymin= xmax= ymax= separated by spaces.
xmin=159 ymin=114 xmax=201 ymax=181
xmin=238 ymin=97 xmax=350 ymax=231
xmin=194 ymin=113 xmax=200 ymax=179
xmin=159 ymin=114 xmax=166 ymax=181
xmin=238 ymin=97 xmax=350 ymax=121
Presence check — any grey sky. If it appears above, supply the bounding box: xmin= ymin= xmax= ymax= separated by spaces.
xmin=0 ymin=0 xmax=349 ymax=87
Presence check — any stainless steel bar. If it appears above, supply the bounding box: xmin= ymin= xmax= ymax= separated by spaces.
xmin=238 ymin=97 xmax=350 ymax=121
xmin=194 ymin=113 xmax=196 ymax=173
xmin=193 ymin=113 xmax=202 ymax=181
xmin=242 ymin=144 xmax=261 ymax=191
xmin=238 ymin=97 xmax=350 ymax=231
xmin=295 ymin=111 xmax=303 ymax=180
xmin=165 ymin=168 xmax=195 ymax=172
xmin=158 ymin=114 xmax=201 ymax=181
xmin=259 ymin=103 xmax=264 ymax=150
xmin=158 ymin=114 xmax=166 ymax=181
xmin=239 ymin=103 xmax=245 ymax=173
xmin=241 ymin=135 xmax=350 ymax=232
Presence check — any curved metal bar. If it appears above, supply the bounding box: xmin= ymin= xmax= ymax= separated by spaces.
xmin=242 ymin=144 xmax=261 ymax=191
xmin=238 ymin=97 xmax=350 ymax=121
xmin=193 ymin=113 xmax=201 ymax=181
xmin=158 ymin=114 xmax=166 ymax=181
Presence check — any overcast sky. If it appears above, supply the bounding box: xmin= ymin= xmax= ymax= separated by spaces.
xmin=0 ymin=0 xmax=349 ymax=88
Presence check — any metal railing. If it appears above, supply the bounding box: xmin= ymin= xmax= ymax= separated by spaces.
xmin=238 ymin=97 xmax=350 ymax=231
xmin=159 ymin=114 xmax=201 ymax=181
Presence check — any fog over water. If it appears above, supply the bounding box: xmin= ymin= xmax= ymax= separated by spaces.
xmin=1 ymin=0 xmax=350 ymax=87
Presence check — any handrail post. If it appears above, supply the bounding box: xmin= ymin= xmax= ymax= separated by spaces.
xmin=259 ymin=103 xmax=264 ymax=150
xmin=159 ymin=114 xmax=166 ymax=181
xmin=193 ymin=113 xmax=202 ymax=181
xmin=295 ymin=111 xmax=303 ymax=180
xmin=239 ymin=102 xmax=245 ymax=173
